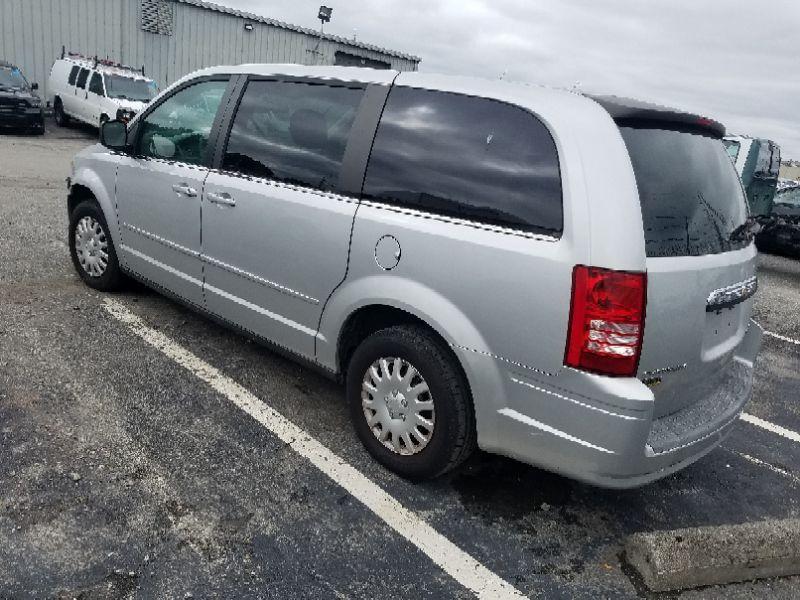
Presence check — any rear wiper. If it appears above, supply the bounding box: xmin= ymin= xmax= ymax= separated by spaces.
xmin=729 ymin=215 xmax=776 ymax=241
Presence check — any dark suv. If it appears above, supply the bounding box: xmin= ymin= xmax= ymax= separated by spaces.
xmin=0 ymin=61 xmax=45 ymax=134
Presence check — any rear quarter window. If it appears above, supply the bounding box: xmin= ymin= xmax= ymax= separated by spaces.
xmin=362 ymin=87 xmax=563 ymax=236
xmin=68 ymin=65 xmax=80 ymax=86
xmin=620 ymin=124 xmax=749 ymax=257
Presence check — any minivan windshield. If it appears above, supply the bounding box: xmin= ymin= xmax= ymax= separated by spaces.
xmin=105 ymin=75 xmax=157 ymax=102
xmin=620 ymin=124 xmax=749 ymax=257
xmin=0 ymin=66 xmax=28 ymax=90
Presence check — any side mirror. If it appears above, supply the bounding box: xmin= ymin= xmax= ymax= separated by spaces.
xmin=31 ymin=82 xmax=39 ymax=90
xmin=100 ymin=120 xmax=129 ymax=151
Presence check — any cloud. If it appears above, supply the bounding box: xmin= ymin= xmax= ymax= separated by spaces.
xmin=222 ymin=0 xmax=800 ymax=158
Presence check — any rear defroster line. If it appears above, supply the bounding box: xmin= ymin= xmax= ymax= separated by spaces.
xmin=102 ymin=298 xmax=526 ymax=600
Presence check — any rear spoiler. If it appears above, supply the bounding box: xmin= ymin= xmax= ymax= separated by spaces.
xmin=587 ymin=94 xmax=726 ymax=138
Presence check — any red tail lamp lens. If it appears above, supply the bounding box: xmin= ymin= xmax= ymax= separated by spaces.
xmin=565 ymin=265 xmax=647 ymax=377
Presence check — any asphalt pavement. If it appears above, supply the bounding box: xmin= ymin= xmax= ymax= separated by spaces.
xmin=1 ymin=118 xmax=799 ymax=599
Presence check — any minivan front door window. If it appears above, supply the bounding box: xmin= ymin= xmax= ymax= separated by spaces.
xmin=137 ymin=80 xmax=228 ymax=165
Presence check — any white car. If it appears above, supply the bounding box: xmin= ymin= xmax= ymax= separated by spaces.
xmin=48 ymin=52 xmax=158 ymax=128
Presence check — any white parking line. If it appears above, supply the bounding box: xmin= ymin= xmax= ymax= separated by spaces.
xmin=102 ymin=298 xmax=525 ymax=600
xmin=740 ymin=413 xmax=800 ymax=444
xmin=764 ymin=330 xmax=800 ymax=346
xmin=728 ymin=450 xmax=800 ymax=484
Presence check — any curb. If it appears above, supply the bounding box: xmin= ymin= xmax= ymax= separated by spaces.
xmin=624 ymin=519 xmax=800 ymax=592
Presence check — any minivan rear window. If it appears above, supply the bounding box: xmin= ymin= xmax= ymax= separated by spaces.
xmin=619 ymin=124 xmax=749 ymax=257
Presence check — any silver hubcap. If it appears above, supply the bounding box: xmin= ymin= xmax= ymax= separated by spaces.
xmin=362 ymin=357 xmax=435 ymax=456
xmin=74 ymin=216 xmax=109 ymax=278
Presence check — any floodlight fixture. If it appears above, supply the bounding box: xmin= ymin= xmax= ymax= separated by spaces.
xmin=318 ymin=6 xmax=333 ymax=24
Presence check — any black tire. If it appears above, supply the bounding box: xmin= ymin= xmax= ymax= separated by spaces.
xmin=34 ymin=119 xmax=45 ymax=135
xmin=69 ymin=200 xmax=125 ymax=292
xmin=54 ymin=98 xmax=69 ymax=126
xmin=346 ymin=325 xmax=477 ymax=480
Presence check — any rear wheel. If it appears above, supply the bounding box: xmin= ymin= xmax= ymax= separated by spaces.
xmin=346 ymin=325 xmax=476 ymax=480
xmin=54 ymin=98 xmax=69 ymax=127
xmin=69 ymin=200 xmax=125 ymax=291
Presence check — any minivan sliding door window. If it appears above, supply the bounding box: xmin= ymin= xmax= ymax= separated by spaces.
xmin=221 ymin=80 xmax=364 ymax=193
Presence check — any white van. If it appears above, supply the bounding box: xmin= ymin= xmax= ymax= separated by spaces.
xmin=48 ymin=51 xmax=158 ymax=128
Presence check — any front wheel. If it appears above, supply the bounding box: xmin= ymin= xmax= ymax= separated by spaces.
xmin=346 ymin=325 xmax=477 ymax=480
xmin=68 ymin=200 xmax=125 ymax=291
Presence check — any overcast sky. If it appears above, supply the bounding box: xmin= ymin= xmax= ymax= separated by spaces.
xmin=222 ymin=0 xmax=799 ymax=158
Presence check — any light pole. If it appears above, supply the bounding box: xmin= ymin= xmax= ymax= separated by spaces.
xmin=310 ymin=6 xmax=333 ymax=65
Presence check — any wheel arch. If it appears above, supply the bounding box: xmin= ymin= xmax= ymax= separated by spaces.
xmin=320 ymin=276 xmax=490 ymax=379
xmin=68 ymin=168 xmax=121 ymax=251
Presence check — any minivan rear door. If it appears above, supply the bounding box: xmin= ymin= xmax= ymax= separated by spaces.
xmin=618 ymin=121 xmax=756 ymax=418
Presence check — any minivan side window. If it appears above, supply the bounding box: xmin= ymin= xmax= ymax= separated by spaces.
xmin=137 ymin=79 xmax=228 ymax=165
xmin=222 ymin=80 xmax=364 ymax=192
xmin=89 ymin=72 xmax=104 ymax=96
xmin=76 ymin=68 xmax=90 ymax=90
xmin=68 ymin=65 xmax=80 ymax=86
xmin=362 ymin=87 xmax=563 ymax=236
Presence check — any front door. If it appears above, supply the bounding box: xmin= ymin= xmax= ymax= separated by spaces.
xmin=116 ymin=78 xmax=230 ymax=306
xmin=201 ymin=78 xmax=367 ymax=359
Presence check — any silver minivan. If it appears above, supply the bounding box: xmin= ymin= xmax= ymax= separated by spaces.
xmin=67 ymin=65 xmax=762 ymax=487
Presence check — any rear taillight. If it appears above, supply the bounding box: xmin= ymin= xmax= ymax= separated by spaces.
xmin=564 ymin=265 xmax=647 ymax=377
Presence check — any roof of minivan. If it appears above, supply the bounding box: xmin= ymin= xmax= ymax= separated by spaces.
xmin=190 ymin=64 xmax=399 ymax=85
xmin=189 ymin=65 xmax=602 ymax=107
xmin=183 ymin=65 xmax=727 ymax=136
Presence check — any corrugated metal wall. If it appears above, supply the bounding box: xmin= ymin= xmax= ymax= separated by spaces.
xmin=0 ymin=0 xmax=419 ymax=103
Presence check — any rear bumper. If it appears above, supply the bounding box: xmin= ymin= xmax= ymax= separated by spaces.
xmin=459 ymin=320 xmax=762 ymax=489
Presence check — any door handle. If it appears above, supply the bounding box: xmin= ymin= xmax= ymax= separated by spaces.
xmin=172 ymin=183 xmax=198 ymax=197
xmin=207 ymin=191 xmax=236 ymax=207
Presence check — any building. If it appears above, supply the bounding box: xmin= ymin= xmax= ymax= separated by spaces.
xmin=0 ymin=0 xmax=420 ymax=101
xmin=780 ymin=161 xmax=800 ymax=182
